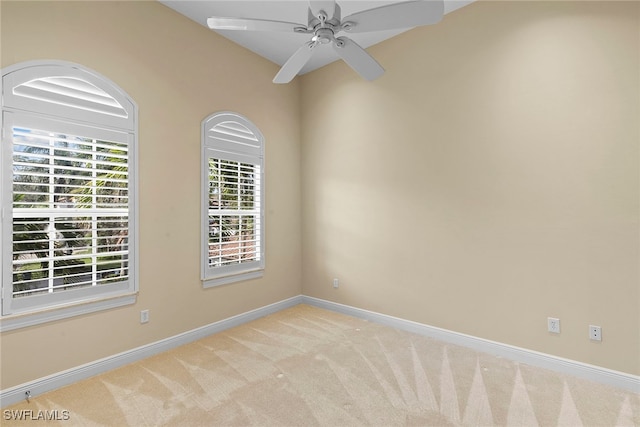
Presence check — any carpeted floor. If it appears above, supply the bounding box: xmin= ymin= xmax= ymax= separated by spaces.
xmin=3 ymin=304 xmax=639 ymax=426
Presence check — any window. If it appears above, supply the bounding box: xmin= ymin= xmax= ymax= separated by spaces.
xmin=1 ymin=61 xmax=138 ymax=329
xmin=201 ymin=112 xmax=264 ymax=287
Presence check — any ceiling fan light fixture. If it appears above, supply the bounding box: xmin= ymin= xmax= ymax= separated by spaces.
xmin=312 ymin=28 xmax=335 ymax=45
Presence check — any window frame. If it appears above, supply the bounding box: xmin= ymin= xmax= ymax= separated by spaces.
xmin=201 ymin=112 xmax=265 ymax=288
xmin=1 ymin=61 xmax=138 ymax=331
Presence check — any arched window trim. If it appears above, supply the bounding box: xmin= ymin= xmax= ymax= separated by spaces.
xmin=1 ymin=61 xmax=138 ymax=331
xmin=201 ymin=112 xmax=265 ymax=288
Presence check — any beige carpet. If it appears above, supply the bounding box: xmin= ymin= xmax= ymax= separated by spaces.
xmin=3 ymin=304 xmax=639 ymax=426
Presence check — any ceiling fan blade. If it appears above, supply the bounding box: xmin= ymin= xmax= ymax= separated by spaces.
xmin=333 ymin=37 xmax=384 ymax=81
xmin=309 ymin=0 xmax=337 ymax=21
xmin=273 ymin=41 xmax=317 ymax=84
xmin=341 ymin=0 xmax=444 ymax=33
xmin=207 ymin=16 xmax=306 ymax=32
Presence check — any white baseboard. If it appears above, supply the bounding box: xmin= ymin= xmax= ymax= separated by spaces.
xmin=0 ymin=295 xmax=303 ymax=408
xmin=302 ymin=296 xmax=640 ymax=394
xmin=3 ymin=294 xmax=637 ymax=409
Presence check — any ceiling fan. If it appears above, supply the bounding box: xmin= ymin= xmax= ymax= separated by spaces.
xmin=207 ymin=0 xmax=444 ymax=83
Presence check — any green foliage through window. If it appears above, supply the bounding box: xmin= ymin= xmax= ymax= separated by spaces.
xmin=207 ymin=158 xmax=260 ymax=268
xmin=11 ymin=128 xmax=129 ymax=297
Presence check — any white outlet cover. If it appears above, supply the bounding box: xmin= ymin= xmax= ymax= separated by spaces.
xmin=547 ymin=317 xmax=560 ymax=334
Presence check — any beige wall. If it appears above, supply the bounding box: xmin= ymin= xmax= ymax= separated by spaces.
xmin=301 ymin=1 xmax=639 ymax=375
xmin=0 ymin=1 xmax=301 ymax=389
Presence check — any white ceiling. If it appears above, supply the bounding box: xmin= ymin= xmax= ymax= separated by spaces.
xmin=160 ymin=1 xmax=475 ymax=76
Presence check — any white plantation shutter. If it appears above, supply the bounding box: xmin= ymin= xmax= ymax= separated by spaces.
xmin=202 ymin=112 xmax=264 ymax=286
xmin=3 ymin=63 xmax=134 ymax=128
xmin=2 ymin=61 xmax=137 ymax=320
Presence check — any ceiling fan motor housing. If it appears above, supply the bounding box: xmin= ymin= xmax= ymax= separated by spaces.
xmin=312 ymin=28 xmax=335 ymax=45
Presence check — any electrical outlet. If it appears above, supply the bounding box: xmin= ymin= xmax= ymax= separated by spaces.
xmin=332 ymin=278 xmax=339 ymax=289
xmin=140 ymin=309 xmax=149 ymax=324
xmin=547 ymin=317 xmax=560 ymax=334
xmin=589 ymin=325 xmax=602 ymax=341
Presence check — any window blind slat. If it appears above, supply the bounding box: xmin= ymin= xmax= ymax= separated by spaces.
xmin=23 ymin=78 xmax=123 ymax=108
xmin=13 ymin=85 xmax=128 ymax=118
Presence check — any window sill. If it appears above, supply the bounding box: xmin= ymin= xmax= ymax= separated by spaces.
xmin=203 ymin=270 xmax=263 ymax=289
xmin=0 ymin=293 xmax=137 ymax=332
